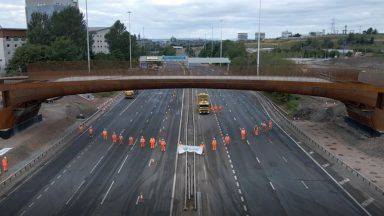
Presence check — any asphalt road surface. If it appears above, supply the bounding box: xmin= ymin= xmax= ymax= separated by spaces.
xmin=0 ymin=63 xmax=369 ymax=216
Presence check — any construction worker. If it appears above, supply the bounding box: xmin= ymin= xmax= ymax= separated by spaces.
xmin=88 ymin=126 xmax=94 ymax=138
xmin=119 ymin=134 xmax=124 ymax=145
xmin=240 ymin=128 xmax=246 ymax=141
xmin=200 ymin=142 xmax=206 ymax=155
xmin=211 ymin=137 xmax=217 ymax=151
xmin=102 ymin=128 xmax=108 ymax=141
xmin=2 ymin=156 xmax=8 ymax=172
xmin=140 ymin=136 xmax=146 ymax=148
xmin=79 ymin=123 xmax=84 ymax=133
xmin=150 ymin=137 xmax=156 ymax=150
xmin=128 ymin=136 xmax=134 ymax=146
xmin=224 ymin=134 xmax=230 ymax=146
xmin=111 ymin=132 xmax=117 ymax=144
xmin=269 ymin=120 xmax=273 ymax=130
xmin=262 ymin=121 xmax=267 ymax=133
xmin=254 ymin=126 xmax=259 ymax=136
xmin=160 ymin=139 xmax=166 ymax=152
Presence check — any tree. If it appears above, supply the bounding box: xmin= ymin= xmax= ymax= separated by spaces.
xmin=293 ymin=33 xmax=301 ymax=38
xmin=105 ymin=20 xmax=139 ymax=60
xmin=363 ymin=27 xmax=378 ymax=34
xmin=27 ymin=13 xmax=51 ymax=45
xmin=49 ymin=37 xmax=81 ymax=61
xmin=6 ymin=44 xmax=51 ymax=73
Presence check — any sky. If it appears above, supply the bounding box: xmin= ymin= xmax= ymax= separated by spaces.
xmin=1 ymin=0 xmax=383 ymax=39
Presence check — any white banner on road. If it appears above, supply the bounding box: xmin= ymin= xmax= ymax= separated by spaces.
xmin=0 ymin=148 xmax=12 ymax=156
xmin=178 ymin=144 xmax=203 ymax=155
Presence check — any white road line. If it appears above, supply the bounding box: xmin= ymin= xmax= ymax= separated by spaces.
xmin=66 ymin=180 xmax=86 ymax=205
xmin=301 ymin=181 xmax=309 ymax=189
xmin=229 ymin=109 xmax=232 ymax=113
xmin=228 ymin=154 xmax=231 ymax=159
xmin=136 ymin=196 xmax=140 ymax=205
xmin=44 ymin=187 xmax=49 ymax=192
xmin=361 ymin=197 xmax=374 ymax=207
xmin=57 ymin=174 xmax=62 ymax=179
xmin=339 ymin=178 xmax=350 ymax=185
xmin=63 ymin=169 xmax=67 ymax=174
xmin=118 ymin=154 xmax=129 ymax=174
xmin=204 ymin=165 xmax=207 ymax=180
xmin=229 ymin=159 xmax=232 ymax=164
xmin=238 ymin=189 xmax=242 ymax=194
xmin=90 ymin=156 xmax=104 ymax=174
xmin=232 ymin=169 xmax=235 ymax=174
xmin=243 ymin=205 xmax=248 ymax=212
xmin=100 ymin=180 xmax=115 ymax=205
xmin=236 ymin=182 xmax=240 ymax=188
xmin=36 ymin=194 xmax=42 ymax=200
xmin=119 ymin=96 xmax=139 ymax=116
xmin=19 ymin=210 xmax=26 ymax=216
xmin=282 ymin=156 xmax=288 ymax=163
xmin=256 ymin=157 xmax=261 ymax=164
xmin=234 ymin=175 xmax=237 ymax=181
xmin=269 ymin=182 xmax=275 ymax=191
xmin=241 ymin=196 xmax=244 ymax=202
xmin=50 ymin=181 xmax=55 ymax=185
xmin=309 ymin=151 xmax=314 ymax=155
xmin=107 ymin=145 xmax=113 ymax=152
xmin=322 ymin=163 xmax=330 ymax=168
xmin=234 ymin=117 xmax=236 ymax=121
xmin=230 ymin=164 xmax=234 ymax=169
xmin=28 ymin=202 xmax=34 ymax=208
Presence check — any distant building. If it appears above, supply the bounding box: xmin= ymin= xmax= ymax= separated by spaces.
xmin=281 ymin=31 xmax=292 ymax=39
xmin=255 ymin=32 xmax=265 ymax=40
xmin=0 ymin=28 xmax=27 ymax=76
xmin=309 ymin=30 xmax=325 ymax=37
xmin=238 ymin=33 xmax=248 ymax=41
xmin=25 ymin=0 xmax=79 ymax=24
xmin=89 ymin=27 xmax=110 ymax=54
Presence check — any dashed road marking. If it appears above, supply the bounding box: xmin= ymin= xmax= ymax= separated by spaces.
xmin=44 ymin=187 xmax=49 ymax=192
xmin=241 ymin=196 xmax=244 ymax=202
xmin=100 ymin=180 xmax=115 ymax=205
xmin=57 ymin=174 xmax=62 ymax=179
xmin=256 ymin=157 xmax=261 ymax=164
xmin=246 ymin=140 xmax=250 ymax=145
xmin=309 ymin=151 xmax=314 ymax=155
xmin=322 ymin=163 xmax=330 ymax=168
xmin=236 ymin=182 xmax=240 ymax=187
xmin=50 ymin=181 xmax=55 ymax=185
xmin=339 ymin=178 xmax=350 ymax=185
xmin=233 ymin=117 xmax=236 ymax=121
xmin=234 ymin=175 xmax=237 ymax=181
xmin=232 ymin=169 xmax=235 ymax=174
xmin=243 ymin=205 xmax=248 ymax=212
xmin=238 ymin=189 xmax=242 ymax=194
xmin=361 ymin=197 xmax=374 ymax=207
xmin=107 ymin=145 xmax=113 ymax=152
xmin=301 ymin=180 xmax=309 ymax=189
xmin=230 ymin=164 xmax=234 ymax=169
xmin=282 ymin=156 xmax=288 ymax=163
xmin=63 ymin=169 xmax=67 ymax=174
xmin=269 ymin=182 xmax=275 ymax=191
xmin=20 ymin=210 xmax=26 ymax=216
xmin=36 ymin=194 xmax=42 ymax=200
xmin=118 ymin=154 xmax=129 ymax=174
xmin=28 ymin=202 xmax=34 ymax=208
xmin=90 ymin=156 xmax=104 ymax=174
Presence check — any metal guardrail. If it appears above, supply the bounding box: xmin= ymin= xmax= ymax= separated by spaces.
xmin=0 ymin=93 xmax=123 ymax=192
xmin=258 ymin=93 xmax=384 ymax=197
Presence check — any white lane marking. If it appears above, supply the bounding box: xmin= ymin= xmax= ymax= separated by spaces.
xmin=100 ymin=180 xmax=115 ymax=205
xmin=234 ymin=175 xmax=237 ymax=181
xmin=68 ymin=164 xmax=71 ymax=168
xmin=119 ymin=96 xmax=139 ymax=116
xmin=20 ymin=210 xmax=26 ymax=216
xmin=232 ymin=169 xmax=235 ymax=174
xmin=309 ymin=151 xmax=314 ymax=155
xmin=136 ymin=196 xmax=140 ymax=205
xmin=50 ymin=181 xmax=55 ymax=185
xmin=118 ymin=154 xmax=129 ymax=174
xmin=234 ymin=117 xmax=236 ymax=121
xmin=339 ymin=178 xmax=350 ymax=185
xmin=241 ymin=196 xmax=244 ymax=202
xmin=107 ymin=144 xmax=113 ymax=152
xmin=57 ymin=174 xmax=62 ymax=179
xmin=229 ymin=109 xmax=232 ymax=113
xmin=62 ymin=169 xmax=67 ymax=174
xmin=170 ymin=89 xmax=185 ymax=216
xmin=44 ymin=187 xmax=49 ymax=192
xmin=28 ymin=202 xmax=34 ymax=208
xmin=36 ymin=194 xmax=42 ymax=200
xmin=243 ymin=205 xmax=248 ymax=212
xmin=256 ymin=157 xmax=261 ymax=164
xmin=238 ymin=189 xmax=242 ymax=194
xmin=246 ymin=140 xmax=250 ymax=145
xmin=230 ymin=164 xmax=234 ymax=169
xmin=229 ymin=159 xmax=232 ymax=164
xmin=203 ymin=165 xmax=207 ymax=180
xmin=361 ymin=197 xmax=374 ymax=207
xmin=301 ymin=181 xmax=309 ymax=189
xmin=269 ymin=182 xmax=275 ymax=191
xmin=282 ymin=156 xmax=288 ymax=163
xmin=66 ymin=180 xmax=86 ymax=205
xmin=90 ymin=156 xmax=104 ymax=174
xmin=228 ymin=154 xmax=231 ymax=159
xmin=236 ymin=182 xmax=240 ymax=188
xmin=322 ymin=163 xmax=330 ymax=168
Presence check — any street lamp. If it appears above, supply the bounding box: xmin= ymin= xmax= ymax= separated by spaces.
xmin=128 ymin=11 xmax=132 ymax=69
xmin=85 ymin=0 xmax=90 ymax=73
xmin=220 ymin=19 xmax=223 ymax=67
xmin=257 ymin=0 xmax=261 ymax=76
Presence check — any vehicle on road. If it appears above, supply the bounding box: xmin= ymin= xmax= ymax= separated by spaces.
xmin=197 ymin=93 xmax=210 ymax=114
xmin=125 ymin=90 xmax=138 ymax=99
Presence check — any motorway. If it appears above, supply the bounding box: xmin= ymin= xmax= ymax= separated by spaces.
xmin=0 ymin=63 xmax=367 ymax=216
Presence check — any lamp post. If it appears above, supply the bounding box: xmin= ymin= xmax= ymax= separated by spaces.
xmin=128 ymin=11 xmax=132 ymax=69
xmin=85 ymin=0 xmax=90 ymax=73
xmin=220 ymin=19 xmax=223 ymax=67
xmin=257 ymin=0 xmax=261 ymax=76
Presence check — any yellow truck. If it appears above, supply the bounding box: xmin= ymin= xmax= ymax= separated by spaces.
xmin=125 ymin=90 xmax=137 ymax=99
xmin=197 ymin=93 xmax=210 ymax=114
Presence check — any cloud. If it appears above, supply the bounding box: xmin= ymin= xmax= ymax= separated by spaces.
xmin=1 ymin=0 xmax=383 ymax=39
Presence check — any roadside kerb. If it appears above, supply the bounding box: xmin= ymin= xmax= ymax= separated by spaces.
xmin=0 ymin=93 xmax=123 ymax=194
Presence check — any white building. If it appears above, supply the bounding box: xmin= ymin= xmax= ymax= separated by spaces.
xmin=0 ymin=28 xmax=27 ymax=76
xmin=281 ymin=30 xmax=292 ymax=39
xmin=89 ymin=27 xmax=110 ymax=54
xmin=25 ymin=0 xmax=79 ymax=24
xmin=255 ymin=32 xmax=266 ymax=40
xmin=238 ymin=33 xmax=248 ymax=41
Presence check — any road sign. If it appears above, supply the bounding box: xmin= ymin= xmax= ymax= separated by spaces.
xmin=161 ymin=56 xmax=188 ymax=61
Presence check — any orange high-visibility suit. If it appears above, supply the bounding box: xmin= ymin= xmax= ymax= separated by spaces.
xmin=112 ymin=132 xmax=117 ymax=144
xmin=150 ymin=138 xmax=155 ymax=149
xmin=88 ymin=127 xmax=94 ymax=137
xmin=254 ymin=126 xmax=259 ymax=136
xmin=160 ymin=140 xmax=166 ymax=152
xmin=241 ymin=129 xmax=246 ymax=141
xmin=2 ymin=157 xmax=8 ymax=172
xmin=212 ymin=138 xmax=217 ymax=151
xmin=140 ymin=137 xmax=146 ymax=148
xmin=128 ymin=136 xmax=134 ymax=146
xmin=262 ymin=122 xmax=267 ymax=133
xmin=79 ymin=124 xmax=84 ymax=133
xmin=224 ymin=135 xmax=230 ymax=145
xmin=102 ymin=129 xmax=108 ymax=141
xmin=119 ymin=134 xmax=124 ymax=145
xmin=269 ymin=120 xmax=273 ymax=130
